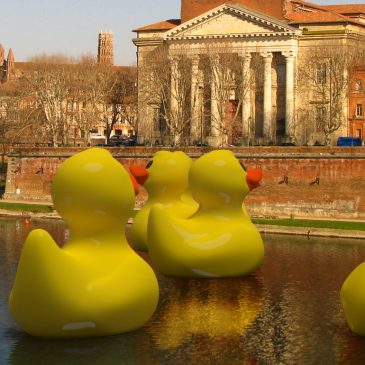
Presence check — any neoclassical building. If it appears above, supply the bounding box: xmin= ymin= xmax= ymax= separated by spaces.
xmin=133 ymin=0 xmax=365 ymax=146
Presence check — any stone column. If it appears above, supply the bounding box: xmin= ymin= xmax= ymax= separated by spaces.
xmin=240 ymin=52 xmax=252 ymax=145
xmin=190 ymin=55 xmax=200 ymax=143
xmin=210 ymin=54 xmax=220 ymax=137
xmin=261 ymin=52 xmax=273 ymax=141
xmin=169 ymin=56 xmax=180 ymax=122
xmin=283 ymin=51 xmax=295 ymax=139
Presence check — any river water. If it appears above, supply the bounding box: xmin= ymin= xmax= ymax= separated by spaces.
xmin=1 ymin=217 xmax=365 ymax=365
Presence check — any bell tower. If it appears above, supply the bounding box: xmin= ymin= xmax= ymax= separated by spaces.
xmin=97 ymin=31 xmax=114 ymax=66
xmin=181 ymin=0 xmax=286 ymax=23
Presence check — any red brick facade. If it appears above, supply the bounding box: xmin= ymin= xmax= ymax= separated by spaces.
xmin=4 ymin=147 xmax=365 ymax=220
xmin=349 ymin=68 xmax=365 ymax=140
xmin=180 ymin=0 xmax=285 ymax=22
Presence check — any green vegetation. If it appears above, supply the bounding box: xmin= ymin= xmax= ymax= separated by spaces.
xmin=252 ymin=218 xmax=365 ymax=231
xmin=0 ymin=202 xmax=53 ymax=213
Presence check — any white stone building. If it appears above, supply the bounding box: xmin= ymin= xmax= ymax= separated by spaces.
xmin=133 ymin=0 xmax=365 ymax=146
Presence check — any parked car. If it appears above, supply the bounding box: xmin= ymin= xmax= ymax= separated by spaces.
xmin=107 ymin=135 xmax=137 ymax=147
xmin=336 ymin=137 xmax=363 ymax=147
xmin=90 ymin=133 xmax=106 ymax=146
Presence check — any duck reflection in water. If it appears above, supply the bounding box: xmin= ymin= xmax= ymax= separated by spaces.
xmin=7 ymin=328 xmax=159 ymax=365
xmin=145 ymin=275 xmax=264 ymax=364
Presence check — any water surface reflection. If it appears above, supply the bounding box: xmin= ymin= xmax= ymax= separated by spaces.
xmin=1 ymin=217 xmax=365 ymax=364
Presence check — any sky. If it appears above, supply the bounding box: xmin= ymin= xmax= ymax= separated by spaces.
xmin=0 ymin=0 xmax=364 ymax=66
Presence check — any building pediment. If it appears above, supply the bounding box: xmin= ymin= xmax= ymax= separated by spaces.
xmin=165 ymin=4 xmax=301 ymax=40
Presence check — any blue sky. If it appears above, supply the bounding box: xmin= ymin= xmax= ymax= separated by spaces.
xmin=0 ymin=0 xmax=364 ymax=66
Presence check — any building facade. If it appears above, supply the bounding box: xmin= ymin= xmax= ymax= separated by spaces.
xmin=349 ymin=67 xmax=365 ymax=139
xmin=0 ymin=44 xmax=15 ymax=83
xmin=133 ymin=0 xmax=365 ymax=146
xmin=0 ymin=37 xmax=136 ymax=147
xmin=98 ymin=31 xmax=114 ymax=66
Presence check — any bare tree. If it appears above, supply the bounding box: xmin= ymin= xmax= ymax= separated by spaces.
xmin=139 ymin=46 xmax=195 ymax=146
xmin=82 ymin=65 xmax=137 ymax=143
xmin=200 ymin=46 xmax=263 ymax=147
xmin=12 ymin=55 xmax=138 ymax=146
xmin=298 ymin=45 xmax=363 ymax=145
xmin=18 ymin=59 xmax=75 ymax=146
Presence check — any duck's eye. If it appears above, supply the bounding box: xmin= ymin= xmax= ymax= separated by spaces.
xmin=146 ymin=160 xmax=153 ymax=169
xmin=240 ymin=162 xmax=247 ymax=171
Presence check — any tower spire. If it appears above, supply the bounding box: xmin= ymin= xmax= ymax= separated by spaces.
xmin=0 ymin=44 xmax=4 ymax=67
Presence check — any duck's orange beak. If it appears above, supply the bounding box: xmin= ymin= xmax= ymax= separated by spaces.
xmin=129 ymin=174 xmax=140 ymax=196
xmin=130 ymin=164 xmax=149 ymax=186
xmin=246 ymin=168 xmax=262 ymax=191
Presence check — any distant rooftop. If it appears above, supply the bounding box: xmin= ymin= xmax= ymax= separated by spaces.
xmin=133 ymin=19 xmax=181 ymax=32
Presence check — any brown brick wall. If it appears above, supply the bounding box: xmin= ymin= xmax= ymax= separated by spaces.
xmin=180 ymin=0 xmax=285 ymax=23
xmin=4 ymin=146 xmax=365 ymax=219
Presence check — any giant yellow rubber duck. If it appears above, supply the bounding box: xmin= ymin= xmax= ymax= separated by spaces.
xmin=130 ymin=150 xmax=198 ymax=251
xmin=341 ymin=263 xmax=365 ymax=335
xmin=147 ymin=149 xmax=264 ymax=278
xmin=9 ymin=148 xmax=159 ymax=338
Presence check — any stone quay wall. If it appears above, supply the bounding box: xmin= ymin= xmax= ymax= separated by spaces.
xmin=3 ymin=146 xmax=365 ymax=220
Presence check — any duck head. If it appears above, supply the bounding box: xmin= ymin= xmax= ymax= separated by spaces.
xmin=189 ymin=150 xmax=262 ymax=209
xmin=130 ymin=151 xmax=193 ymax=200
xmin=52 ymin=148 xmax=135 ymax=236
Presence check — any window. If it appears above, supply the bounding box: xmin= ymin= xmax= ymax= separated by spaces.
xmin=355 ymin=80 xmax=363 ymax=92
xmin=315 ymin=105 xmax=325 ymax=120
xmin=316 ymin=64 xmax=327 ymax=85
xmin=315 ymin=105 xmax=325 ymax=131
xmin=356 ymin=129 xmax=362 ymax=138
xmin=356 ymin=104 xmax=363 ymax=117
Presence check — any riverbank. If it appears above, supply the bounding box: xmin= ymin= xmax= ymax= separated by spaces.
xmin=1 ymin=203 xmax=365 ymax=239
xmin=256 ymin=224 xmax=365 ymax=240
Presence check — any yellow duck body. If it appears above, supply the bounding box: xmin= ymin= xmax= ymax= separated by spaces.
xmin=131 ymin=151 xmax=198 ymax=251
xmin=147 ymin=149 xmax=264 ymax=278
xmin=341 ymin=263 xmax=365 ymax=335
xmin=9 ymin=148 xmax=159 ymax=338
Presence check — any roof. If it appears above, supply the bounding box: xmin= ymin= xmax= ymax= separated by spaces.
xmin=322 ymin=5 xmax=365 ymax=15
xmin=0 ymin=81 xmax=19 ymax=95
xmin=13 ymin=62 xmax=136 ymax=70
xmin=134 ymin=1 xmax=365 ymax=33
xmin=286 ymin=0 xmax=365 ymax=25
xmin=133 ymin=19 xmax=180 ymax=32
xmin=165 ymin=3 xmax=301 ymax=40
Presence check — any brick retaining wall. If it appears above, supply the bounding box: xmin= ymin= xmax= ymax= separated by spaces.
xmin=4 ymin=146 xmax=365 ymax=219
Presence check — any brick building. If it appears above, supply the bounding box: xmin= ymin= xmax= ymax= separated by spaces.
xmin=133 ymin=0 xmax=365 ymax=146
xmin=349 ymin=67 xmax=365 ymax=139
xmin=0 ymin=37 xmax=137 ymax=147
xmin=0 ymin=44 xmax=15 ymax=83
